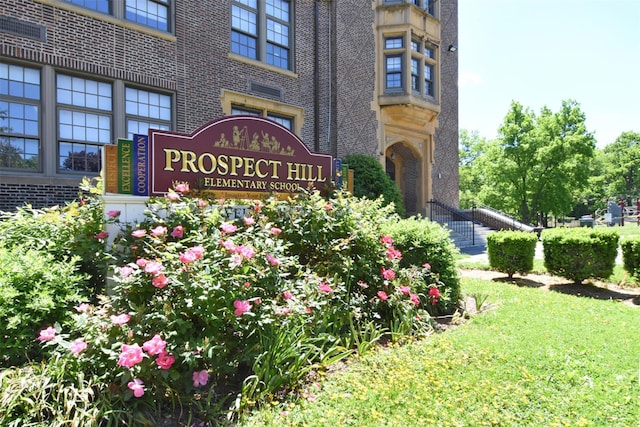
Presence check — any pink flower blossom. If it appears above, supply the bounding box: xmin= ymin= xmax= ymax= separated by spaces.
xmin=136 ymin=258 xmax=148 ymax=267
xmin=111 ymin=313 xmax=131 ymax=325
xmin=270 ymin=227 xmax=282 ymax=235
xmin=170 ymin=225 xmax=184 ymax=238
xmin=38 ymin=326 xmax=57 ymax=341
xmin=230 ymin=253 xmax=243 ymax=267
xmin=221 ymin=239 xmax=237 ymax=251
xmin=382 ymin=268 xmax=396 ymax=280
xmin=128 ymin=378 xmax=145 ymax=398
xmin=197 ymin=199 xmax=206 ymax=207
xmin=324 ymin=203 xmax=333 ymax=211
xmin=142 ymin=334 xmax=167 ymax=356
xmin=150 ymin=226 xmax=167 ymax=237
xmin=275 ymin=307 xmax=292 ymax=316
xmin=107 ymin=210 xmax=121 ymax=218
xmin=166 ymin=191 xmax=181 ymax=201
xmin=234 ymin=300 xmax=252 ymax=316
xmin=189 ymin=245 xmax=205 ymax=259
xmin=410 ymin=293 xmax=420 ymax=305
xmin=243 ymin=217 xmax=255 ymax=226
xmin=144 ymin=261 xmax=163 ymax=275
xmin=429 ymin=287 xmax=441 ymax=299
xmin=386 ymin=247 xmax=402 ymax=260
xmin=75 ymin=303 xmax=90 ymax=312
xmin=70 ymin=339 xmax=87 ymax=355
xmin=398 ymin=286 xmax=411 ymax=295
xmin=265 ymin=254 xmax=280 ymax=267
xmin=119 ymin=266 xmax=134 ymax=277
xmin=318 ymin=282 xmax=333 ymax=293
xmin=221 ymin=222 xmax=237 ymax=234
xmin=94 ymin=231 xmax=109 ymax=240
xmin=132 ymin=229 xmax=147 ymax=238
xmin=156 ymin=351 xmax=176 ymax=370
xmin=180 ymin=250 xmax=197 ymax=264
xmin=238 ymin=245 xmax=255 ymax=259
xmin=193 ymin=370 xmax=209 ymax=387
xmin=152 ymin=274 xmax=169 ymax=289
xmin=380 ymin=235 xmax=394 ymax=247
xmin=117 ymin=343 xmax=144 ymax=368
xmin=423 ymin=263 xmax=431 ymax=270
xmin=377 ymin=291 xmax=389 ymax=301
xmin=174 ymin=182 xmax=190 ymax=193
xmin=283 ymin=291 xmax=293 ymax=300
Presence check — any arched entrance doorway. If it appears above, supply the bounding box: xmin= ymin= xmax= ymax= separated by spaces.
xmin=385 ymin=142 xmax=422 ymax=216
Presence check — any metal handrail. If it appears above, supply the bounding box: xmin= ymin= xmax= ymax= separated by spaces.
xmin=426 ymin=200 xmax=479 ymax=245
xmin=471 ymin=201 xmax=535 ymax=232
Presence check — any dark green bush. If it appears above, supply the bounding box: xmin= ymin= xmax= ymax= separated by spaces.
xmin=621 ymin=237 xmax=640 ymax=280
xmin=0 ymin=178 xmax=107 ymax=296
xmin=343 ymin=153 xmax=405 ymax=217
xmin=542 ymin=227 xmax=619 ymax=284
xmin=381 ymin=216 xmax=461 ymax=314
xmin=487 ymin=230 xmax=538 ymax=278
xmin=0 ymin=247 xmax=87 ymax=367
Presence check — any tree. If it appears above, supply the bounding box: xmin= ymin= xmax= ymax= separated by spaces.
xmin=601 ymin=131 xmax=640 ymax=200
xmin=458 ymin=129 xmax=489 ymax=209
xmin=479 ymin=100 xmax=595 ymax=225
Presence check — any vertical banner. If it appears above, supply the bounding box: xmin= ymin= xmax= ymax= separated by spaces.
xmin=334 ymin=158 xmax=343 ymax=189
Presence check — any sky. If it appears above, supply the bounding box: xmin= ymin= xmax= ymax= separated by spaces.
xmin=458 ymin=0 xmax=640 ymax=148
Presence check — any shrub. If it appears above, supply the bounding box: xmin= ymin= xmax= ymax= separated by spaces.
xmin=342 ymin=153 xmax=405 ymax=217
xmin=542 ymin=227 xmax=619 ymax=284
xmin=0 ymin=247 xmax=87 ymax=367
xmin=0 ymin=178 xmax=107 ymax=296
xmin=486 ymin=230 xmax=538 ymax=278
xmin=621 ymin=237 xmax=640 ymax=280
xmin=30 ymin=187 xmax=442 ymax=423
xmin=381 ymin=216 xmax=461 ymax=315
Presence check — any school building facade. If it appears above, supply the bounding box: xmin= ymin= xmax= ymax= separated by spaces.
xmin=0 ymin=0 xmax=458 ymax=215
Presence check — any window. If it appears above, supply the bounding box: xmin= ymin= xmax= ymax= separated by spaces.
xmin=62 ymin=0 xmax=171 ymax=32
xmin=56 ymin=74 xmax=112 ymax=173
xmin=423 ymin=43 xmax=437 ymax=98
xmin=231 ymin=105 xmax=293 ymax=130
xmin=383 ymin=35 xmax=437 ymax=99
xmin=125 ymin=87 xmax=171 ymax=138
xmin=231 ymin=0 xmax=292 ymax=71
xmin=384 ymin=36 xmax=404 ymax=91
xmin=0 ymin=63 xmax=41 ymax=171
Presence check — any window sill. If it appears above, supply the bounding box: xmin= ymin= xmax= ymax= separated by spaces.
xmin=228 ymin=53 xmax=298 ymax=79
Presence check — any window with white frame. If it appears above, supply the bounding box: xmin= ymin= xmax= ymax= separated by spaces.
xmin=0 ymin=63 xmax=41 ymax=171
xmin=384 ymin=36 xmax=404 ymax=91
xmin=56 ymin=74 xmax=112 ymax=173
xmin=125 ymin=87 xmax=171 ymax=138
xmin=62 ymin=0 xmax=171 ymax=32
xmin=231 ymin=0 xmax=292 ymax=71
xmin=384 ymin=35 xmax=437 ymax=99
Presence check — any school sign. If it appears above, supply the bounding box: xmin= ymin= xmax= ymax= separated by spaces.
xmin=104 ymin=116 xmax=334 ymax=199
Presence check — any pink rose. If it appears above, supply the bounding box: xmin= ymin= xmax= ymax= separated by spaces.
xmin=221 ymin=239 xmax=237 ymax=252
xmin=150 ymin=226 xmax=167 ymax=237
xmin=166 ymin=191 xmax=180 ymax=201
xmin=117 ymin=343 xmax=144 ymax=368
xmin=398 ymin=286 xmax=411 ymax=295
xmin=230 ymin=253 xmax=243 ymax=267
xmin=132 ymin=229 xmax=147 ymax=238
xmin=156 ymin=351 xmax=176 ymax=370
xmin=238 ymin=245 xmax=255 ymax=259
xmin=174 ymin=182 xmax=190 ymax=193
xmin=265 ymin=254 xmax=280 ymax=267
xmin=270 ymin=227 xmax=282 ymax=235
xmin=386 ymin=247 xmax=402 ymax=260
xmin=70 ymin=339 xmax=87 ymax=355
xmin=111 ymin=313 xmax=131 ymax=325
xmin=382 ymin=268 xmax=396 ymax=280
xmin=377 ymin=291 xmax=389 ymax=301
xmin=136 ymin=258 xmax=148 ymax=267
xmin=429 ymin=287 xmax=441 ymax=298
xmin=243 ymin=217 xmax=255 ymax=226
xmin=38 ymin=326 xmax=57 ymax=341
xmin=380 ymin=235 xmax=394 ymax=247
xmin=283 ymin=291 xmax=293 ymax=300
xmin=170 ymin=225 xmax=184 ymax=238
xmin=233 ymin=300 xmax=252 ymax=316
xmin=423 ymin=263 xmax=431 ymax=270
xmin=221 ymin=222 xmax=237 ymax=234
xmin=189 ymin=245 xmax=205 ymax=259
xmin=318 ymin=283 xmax=333 ymax=293
xmin=152 ymin=274 xmax=169 ymax=289
xmin=94 ymin=231 xmax=109 ymax=240
xmin=107 ymin=210 xmax=121 ymax=218
xmin=75 ymin=303 xmax=91 ymax=312
xmin=128 ymin=378 xmax=145 ymax=398
xmin=180 ymin=250 xmax=197 ymax=264
xmin=410 ymin=293 xmax=420 ymax=306
xmin=144 ymin=261 xmax=163 ymax=275
xmin=193 ymin=370 xmax=209 ymax=387
xmin=119 ymin=266 xmax=134 ymax=277
xmin=142 ymin=334 xmax=167 ymax=356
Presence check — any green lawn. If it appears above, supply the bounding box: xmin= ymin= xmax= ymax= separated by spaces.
xmin=241 ymin=278 xmax=640 ymax=426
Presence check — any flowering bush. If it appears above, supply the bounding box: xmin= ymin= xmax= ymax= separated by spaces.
xmin=29 ymin=185 xmax=459 ymax=423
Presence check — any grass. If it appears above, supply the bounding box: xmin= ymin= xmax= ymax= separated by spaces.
xmin=240 ymin=277 xmax=640 ymax=426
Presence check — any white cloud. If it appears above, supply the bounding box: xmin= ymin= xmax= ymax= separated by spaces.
xmin=458 ymin=71 xmax=484 ymax=88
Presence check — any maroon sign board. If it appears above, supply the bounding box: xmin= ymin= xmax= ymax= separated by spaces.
xmin=149 ymin=116 xmax=333 ymax=199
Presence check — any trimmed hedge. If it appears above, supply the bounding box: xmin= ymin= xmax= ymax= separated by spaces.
xmin=487 ymin=230 xmax=538 ymax=278
xmin=621 ymin=237 xmax=640 ymax=280
xmin=382 ymin=216 xmax=461 ymax=315
xmin=542 ymin=227 xmax=619 ymax=284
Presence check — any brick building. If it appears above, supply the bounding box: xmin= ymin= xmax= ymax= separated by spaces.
xmin=0 ymin=0 xmax=458 ymax=215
